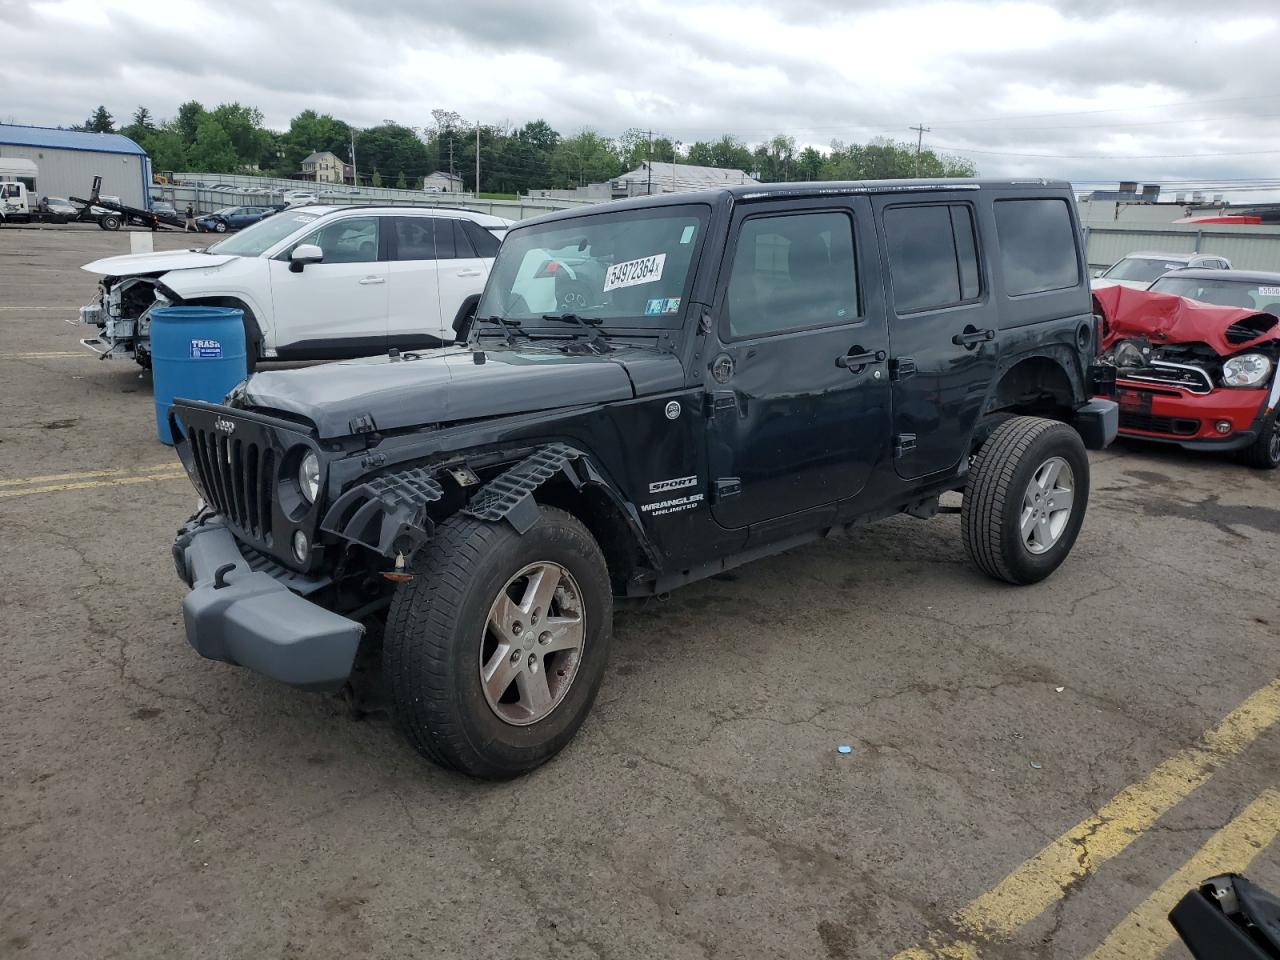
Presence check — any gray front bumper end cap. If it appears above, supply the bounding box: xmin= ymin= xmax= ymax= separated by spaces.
xmin=175 ymin=523 xmax=363 ymax=692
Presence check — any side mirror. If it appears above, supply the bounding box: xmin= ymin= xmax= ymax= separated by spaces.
xmin=289 ymin=243 xmax=324 ymax=273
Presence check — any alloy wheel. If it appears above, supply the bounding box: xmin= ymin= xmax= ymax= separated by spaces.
xmin=1021 ymin=456 xmax=1074 ymax=555
xmin=479 ymin=562 xmax=585 ymax=726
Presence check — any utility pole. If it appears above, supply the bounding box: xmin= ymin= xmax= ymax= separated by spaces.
xmin=350 ymin=131 xmax=358 ymax=188
xmin=672 ymin=140 xmax=681 ymax=194
xmin=910 ymin=123 xmax=931 ymax=177
xmin=475 ymin=123 xmax=480 ymax=197
xmin=647 ymin=129 xmax=653 ymax=195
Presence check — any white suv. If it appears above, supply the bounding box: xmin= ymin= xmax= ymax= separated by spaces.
xmin=77 ymin=206 xmax=512 ymax=366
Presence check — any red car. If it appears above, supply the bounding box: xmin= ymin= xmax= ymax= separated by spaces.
xmin=1093 ymin=283 xmax=1280 ymax=467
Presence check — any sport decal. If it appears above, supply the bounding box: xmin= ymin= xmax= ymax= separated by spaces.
xmin=604 ymin=254 xmax=666 ymax=292
xmin=648 ymin=475 xmax=696 ymax=495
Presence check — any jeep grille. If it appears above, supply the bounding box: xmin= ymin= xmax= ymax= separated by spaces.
xmin=189 ymin=428 xmax=276 ymax=545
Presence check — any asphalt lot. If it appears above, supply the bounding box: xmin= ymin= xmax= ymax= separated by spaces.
xmin=2 ymin=224 xmax=1279 ymax=960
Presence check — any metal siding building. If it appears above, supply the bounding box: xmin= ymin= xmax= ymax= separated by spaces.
xmin=0 ymin=124 xmax=151 ymax=208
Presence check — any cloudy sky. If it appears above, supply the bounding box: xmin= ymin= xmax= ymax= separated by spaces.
xmin=4 ymin=0 xmax=1280 ymax=195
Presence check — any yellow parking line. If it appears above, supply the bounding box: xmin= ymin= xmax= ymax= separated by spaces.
xmin=0 ymin=464 xmax=177 ymax=487
xmin=893 ymin=678 xmax=1280 ymax=958
xmin=0 ymin=351 xmax=86 ymax=359
xmin=0 ymin=470 xmax=187 ymax=499
xmin=1084 ymin=788 xmax=1280 ymax=960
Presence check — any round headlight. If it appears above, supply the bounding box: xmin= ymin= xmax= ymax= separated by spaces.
xmin=299 ymin=451 xmax=320 ymax=503
xmin=1222 ymin=354 xmax=1272 ymax=388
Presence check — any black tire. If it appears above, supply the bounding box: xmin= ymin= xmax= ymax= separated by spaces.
xmin=99 ymin=214 xmax=121 ymax=231
xmin=962 ymin=416 xmax=1090 ymax=585
xmin=214 ymin=220 xmax=228 ymax=233
xmin=1239 ymin=407 xmax=1280 ymax=469
xmin=384 ymin=506 xmax=613 ymax=779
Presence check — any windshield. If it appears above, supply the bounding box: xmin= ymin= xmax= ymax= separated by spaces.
xmin=476 ymin=204 xmax=711 ymax=330
xmin=1103 ymin=256 xmax=1187 ymax=282
xmin=1150 ymin=277 xmax=1280 ymax=315
xmin=207 ymin=209 xmax=321 ymax=256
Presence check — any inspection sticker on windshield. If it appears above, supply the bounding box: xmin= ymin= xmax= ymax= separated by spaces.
xmin=1259 ymin=286 xmax=1280 ymax=298
xmin=604 ymin=253 xmax=666 ymax=292
xmin=292 ymin=215 xmax=317 ymax=223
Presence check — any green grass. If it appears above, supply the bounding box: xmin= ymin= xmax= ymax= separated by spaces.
xmin=476 ymin=192 xmax=518 ymax=201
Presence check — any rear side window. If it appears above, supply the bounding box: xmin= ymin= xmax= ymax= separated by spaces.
xmin=462 ymin=219 xmax=501 ymax=257
xmin=393 ymin=217 xmax=434 ymax=261
xmin=994 ymin=199 xmax=1080 ymax=296
xmin=884 ymin=204 xmax=980 ymax=314
xmin=725 ymin=211 xmax=859 ymax=339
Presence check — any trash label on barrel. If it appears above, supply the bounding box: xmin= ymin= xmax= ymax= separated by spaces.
xmin=190 ymin=339 xmax=223 ymax=359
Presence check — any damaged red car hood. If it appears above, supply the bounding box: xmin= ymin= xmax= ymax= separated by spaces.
xmin=1093 ymin=285 xmax=1279 ymax=356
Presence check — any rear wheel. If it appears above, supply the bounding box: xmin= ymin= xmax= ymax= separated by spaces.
xmin=962 ymin=416 xmax=1090 ymax=585
xmin=384 ymin=506 xmax=613 ymax=779
xmin=1240 ymin=408 xmax=1280 ymax=469
xmin=99 ymin=214 xmax=121 ymax=231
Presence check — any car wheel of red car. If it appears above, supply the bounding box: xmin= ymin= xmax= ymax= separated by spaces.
xmin=1240 ymin=408 xmax=1280 ymax=470
xmin=962 ymin=417 xmax=1090 ymax=585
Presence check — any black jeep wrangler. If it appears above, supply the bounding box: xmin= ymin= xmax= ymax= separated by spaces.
xmin=170 ymin=179 xmax=1118 ymax=779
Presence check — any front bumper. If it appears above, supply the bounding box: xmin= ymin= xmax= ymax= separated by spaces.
xmin=173 ymin=519 xmax=362 ymax=692
xmin=1104 ymin=381 xmax=1268 ymax=452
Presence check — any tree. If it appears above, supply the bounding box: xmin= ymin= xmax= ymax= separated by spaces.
xmin=280 ymin=110 xmax=353 ymax=177
xmin=131 ymin=107 xmax=154 ymax=131
xmin=371 ymin=168 xmax=383 ymax=188
xmin=549 ymin=130 xmax=621 ymax=187
xmin=210 ymin=103 xmax=268 ymax=168
xmin=144 ymin=128 xmax=188 ymax=173
xmin=357 ymin=124 xmax=427 ymax=184
xmin=80 ymin=105 xmax=114 ymax=133
xmin=686 ymin=135 xmax=754 ymax=174
xmin=188 ymin=116 xmax=239 ymax=172
xmin=396 ymin=170 xmax=407 ymax=189
xmin=175 ymin=100 xmax=206 ymax=145
xmin=795 ymin=146 xmax=823 ymax=181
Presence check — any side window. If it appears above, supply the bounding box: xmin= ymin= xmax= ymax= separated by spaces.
xmin=298 ymin=216 xmax=380 ymax=264
xmin=725 ymin=211 xmax=859 ymax=339
xmin=993 ymin=198 xmax=1080 ymax=296
xmin=452 ymin=220 xmax=477 ymax=258
xmin=393 ymin=217 xmax=435 ymax=261
xmin=431 ymin=218 xmax=457 ymax=259
xmin=883 ymin=203 xmax=981 ymax=314
xmin=462 ymin=219 xmax=501 ymax=258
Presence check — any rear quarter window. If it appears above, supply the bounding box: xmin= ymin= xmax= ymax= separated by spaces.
xmin=994 ymin=198 xmax=1080 ymax=296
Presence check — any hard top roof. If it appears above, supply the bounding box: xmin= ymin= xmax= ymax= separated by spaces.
xmin=1156 ymin=267 xmax=1280 ymax=283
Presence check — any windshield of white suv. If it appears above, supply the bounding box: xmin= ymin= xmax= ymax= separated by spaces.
xmin=476 ymin=204 xmax=711 ymax=330
xmin=1102 ymin=256 xmax=1187 ymax=282
xmin=1150 ymin=276 xmax=1280 ymax=315
xmin=206 ymin=210 xmax=322 ymax=256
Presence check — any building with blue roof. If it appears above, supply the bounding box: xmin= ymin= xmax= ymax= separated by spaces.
xmin=0 ymin=124 xmax=152 ymax=209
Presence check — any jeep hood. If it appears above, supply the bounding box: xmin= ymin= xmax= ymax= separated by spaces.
xmin=1093 ymin=286 xmax=1279 ymax=356
xmin=238 ymin=343 xmax=684 ymax=438
xmin=81 ymin=249 xmax=238 ymax=277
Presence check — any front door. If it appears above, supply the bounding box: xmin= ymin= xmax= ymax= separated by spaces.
xmin=706 ymin=198 xmax=891 ymax=530
xmin=874 ymin=197 xmax=1000 ymax=479
xmin=268 ymin=215 xmax=388 ymax=356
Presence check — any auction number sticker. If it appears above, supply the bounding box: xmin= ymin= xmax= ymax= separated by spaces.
xmin=604 ymin=253 xmax=666 ymax=291
xmin=1258 ymin=286 xmax=1280 ymax=298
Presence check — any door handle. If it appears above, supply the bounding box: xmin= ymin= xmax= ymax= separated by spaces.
xmin=456 ymin=269 xmax=483 ymax=277
xmin=836 ymin=347 xmax=886 ymax=371
xmin=358 ymin=276 xmax=386 ymax=285
xmin=952 ymin=325 xmax=995 ymax=349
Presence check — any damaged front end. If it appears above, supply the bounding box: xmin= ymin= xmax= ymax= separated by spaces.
xmin=1092 ymin=286 xmax=1280 ymax=452
xmin=74 ymin=275 xmax=172 ymax=365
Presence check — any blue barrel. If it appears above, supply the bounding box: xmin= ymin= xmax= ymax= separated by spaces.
xmin=150 ymin=306 xmax=247 ymax=445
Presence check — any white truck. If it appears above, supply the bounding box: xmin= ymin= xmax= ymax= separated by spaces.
xmin=0 ymin=169 xmax=169 ymax=231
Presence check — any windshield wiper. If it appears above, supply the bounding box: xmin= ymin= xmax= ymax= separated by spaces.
xmin=541 ymin=314 xmax=613 ymax=354
xmin=474 ymin=315 xmax=526 ymax=346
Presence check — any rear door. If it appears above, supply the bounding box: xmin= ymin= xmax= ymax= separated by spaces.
xmin=705 ymin=197 xmax=891 ymax=530
xmin=267 ymin=215 xmax=389 ymax=355
xmin=433 ymin=218 xmax=490 ymax=336
xmin=875 ymin=195 xmax=999 ymax=479
xmin=386 ymin=216 xmax=446 ymax=346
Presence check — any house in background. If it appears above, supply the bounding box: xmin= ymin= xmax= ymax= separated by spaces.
xmin=300 ymin=151 xmax=344 ymax=183
xmin=423 ymin=171 xmax=464 ymax=193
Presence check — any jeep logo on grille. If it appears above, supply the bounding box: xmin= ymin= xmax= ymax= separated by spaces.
xmin=213 ymin=417 xmax=237 ymax=435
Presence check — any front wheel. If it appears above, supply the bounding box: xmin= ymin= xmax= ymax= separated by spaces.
xmin=1239 ymin=408 xmax=1280 ymax=469
xmin=99 ymin=214 xmax=121 ymax=231
xmin=962 ymin=417 xmax=1090 ymax=585
xmin=384 ymin=506 xmax=613 ymax=779
xmin=214 ymin=220 xmax=228 ymax=233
